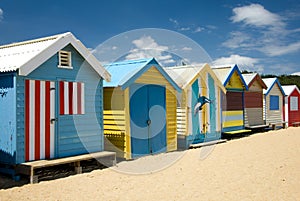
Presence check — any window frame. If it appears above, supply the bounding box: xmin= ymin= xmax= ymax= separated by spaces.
xmin=269 ymin=95 xmax=279 ymax=110
xmin=58 ymin=50 xmax=73 ymax=69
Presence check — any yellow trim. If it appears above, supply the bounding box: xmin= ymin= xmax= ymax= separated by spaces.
xmin=103 ymin=110 xmax=125 ymax=115
xmin=124 ymin=88 xmax=131 ymax=159
xmin=217 ymin=88 xmax=221 ymax=131
xmin=103 ymin=125 xmax=126 ymax=130
xmin=222 ymin=120 xmax=244 ymax=128
xmin=222 ymin=110 xmax=243 ymax=116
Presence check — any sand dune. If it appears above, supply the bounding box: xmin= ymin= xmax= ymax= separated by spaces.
xmin=1 ymin=127 xmax=300 ymax=201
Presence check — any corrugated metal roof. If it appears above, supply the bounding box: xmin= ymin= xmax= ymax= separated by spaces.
xmin=0 ymin=32 xmax=111 ymax=81
xmin=282 ymin=85 xmax=300 ymax=96
xmin=242 ymin=73 xmax=267 ymax=89
xmin=164 ymin=64 xmax=226 ymax=93
xmin=212 ymin=67 xmax=231 ymax=85
xmin=242 ymin=73 xmax=257 ymax=85
xmin=103 ymin=58 xmax=181 ymax=92
xmin=0 ymin=33 xmax=67 ymax=72
xmin=103 ymin=58 xmax=153 ymax=87
xmin=164 ymin=65 xmax=205 ymax=88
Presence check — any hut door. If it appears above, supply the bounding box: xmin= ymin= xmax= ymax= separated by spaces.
xmin=25 ymin=80 xmax=56 ymax=162
xmin=130 ymin=84 xmax=166 ymax=158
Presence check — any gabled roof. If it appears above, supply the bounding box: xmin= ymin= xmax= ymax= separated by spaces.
xmin=103 ymin=58 xmax=181 ymax=92
xmin=212 ymin=64 xmax=248 ymax=90
xmin=262 ymin=78 xmax=285 ymax=96
xmin=164 ymin=63 xmax=226 ymax=93
xmin=282 ymin=85 xmax=300 ymax=97
xmin=0 ymin=32 xmax=110 ymax=81
xmin=242 ymin=73 xmax=267 ymax=89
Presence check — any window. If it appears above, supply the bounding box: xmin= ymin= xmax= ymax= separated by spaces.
xmin=59 ymin=81 xmax=85 ymax=115
xmin=58 ymin=50 xmax=72 ymax=69
xmin=270 ymin=95 xmax=279 ymax=110
xmin=290 ymin=96 xmax=298 ymax=111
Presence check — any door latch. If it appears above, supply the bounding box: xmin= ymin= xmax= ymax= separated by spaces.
xmin=50 ymin=118 xmax=58 ymax=124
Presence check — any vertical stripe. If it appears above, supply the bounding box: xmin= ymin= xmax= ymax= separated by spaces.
xmin=29 ymin=80 xmax=35 ymax=161
xmin=201 ymin=77 xmax=206 ymax=133
xmin=215 ymin=84 xmax=220 ymax=131
xmin=64 ymin=82 xmax=69 ymax=114
xmin=40 ymin=81 xmax=45 ymax=159
xmin=77 ymin=82 xmax=82 ymax=114
xmin=197 ymin=78 xmax=202 ymax=133
xmin=45 ymin=81 xmax=51 ymax=158
xmin=207 ymin=73 xmax=211 ymax=133
xmin=25 ymin=80 xmax=30 ymax=161
xmin=50 ymin=81 xmax=55 ymax=158
xmin=59 ymin=81 xmax=64 ymax=115
xmin=34 ymin=80 xmax=41 ymax=160
xmin=81 ymin=83 xmax=85 ymax=114
xmin=73 ymin=82 xmax=78 ymax=114
xmin=187 ymin=89 xmax=192 ymax=134
xmin=68 ymin=82 xmax=73 ymax=115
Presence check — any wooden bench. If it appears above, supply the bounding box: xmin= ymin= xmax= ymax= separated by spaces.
xmin=270 ymin=122 xmax=287 ymax=130
xmin=16 ymin=151 xmax=116 ymax=184
xmin=292 ymin=122 xmax=300 ymax=127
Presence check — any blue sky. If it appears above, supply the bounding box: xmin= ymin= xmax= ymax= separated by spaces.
xmin=0 ymin=0 xmax=300 ymax=74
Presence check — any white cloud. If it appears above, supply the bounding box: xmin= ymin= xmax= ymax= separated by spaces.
xmin=261 ymin=41 xmax=300 ymax=56
xmin=231 ymin=4 xmax=284 ymax=28
xmin=182 ymin=47 xmax=192 ymax=51
xmin=194 ymin=27 xmax=204 ymax=33
xmin=125 ymin=35 xmax=175 ymax=65
xmin=222 ymin=31 xmax=251 ymax=49
xmin=213 ymin=54 xmax=262 ymax=72
xmin=0 ymin=8 xmax=3 ymax=21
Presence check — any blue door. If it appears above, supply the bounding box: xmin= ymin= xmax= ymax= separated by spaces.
xmin=130 ymin=84 xmax=166 ymax=158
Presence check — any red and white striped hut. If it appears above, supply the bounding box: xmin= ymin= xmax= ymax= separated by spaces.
xmin=282 ymin=85 xmax=300 ymax=127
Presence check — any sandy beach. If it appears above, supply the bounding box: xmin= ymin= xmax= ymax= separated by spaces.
xmin=0 ymin=127 xmax=300 ymax=201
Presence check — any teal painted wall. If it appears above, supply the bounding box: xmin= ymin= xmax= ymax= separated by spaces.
xmin=191 ymin=79 xmax=200 ymax=136
xmin=208 ymin=73 xmax=217 ymax=136
xmin=0 ymin=72 xmax=17 ymax=164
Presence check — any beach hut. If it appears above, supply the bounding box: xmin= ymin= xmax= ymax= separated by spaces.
xmin=0 ymin=32 xmax=111 ymax=173
xmin=165 ymin=64 xmax=226 ymax=149
xmin=282 ymin=85 xmax=300 ymax=127
xmin=103 ymin=58 xmax=181 ymax=159
xmin=212 ymin=65 xmax=249 ymax=134
xmin=262 ymin=78 xmax=285 ymax=127
xmin=242 ymin=73 xmax=268 ymax=129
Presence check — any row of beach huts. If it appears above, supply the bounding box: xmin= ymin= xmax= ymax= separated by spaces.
xmin=1 ymin=32 xmax=299 ymax=180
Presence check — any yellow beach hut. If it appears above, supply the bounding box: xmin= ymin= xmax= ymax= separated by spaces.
xmin=103 ymin=58 xmax=181 ymax=159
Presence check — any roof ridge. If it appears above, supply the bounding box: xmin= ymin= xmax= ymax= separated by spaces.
xmin=0 ymin=32 xmax=71 ymax=49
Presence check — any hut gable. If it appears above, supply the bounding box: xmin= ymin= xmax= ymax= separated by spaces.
xmin=0 ymin=32 xmax=110 ymax=81
xmin=103 ymin=58 xmax=180 ymax=91
xmin=212 ymin=65 xmax=248 ymax=90
xmin=243 ymin=73 xmax=267 ymax=92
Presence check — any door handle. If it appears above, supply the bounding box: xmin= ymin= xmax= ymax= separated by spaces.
xmin=147 ymin=119 xmax=151 ymax=126
xmin=51 ymin=118 xmax=57 ymax=124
